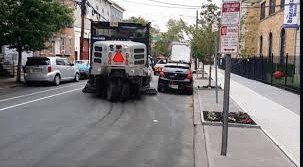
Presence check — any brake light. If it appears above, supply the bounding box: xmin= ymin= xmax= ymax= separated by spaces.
xmin=159 ymin=71 xmax=165 ymax=77
xmin=48 ymin=66 xmax=52 ymax=73
xmin=186 ymin=69 xmax=193 ymax=79
xmin=125 ymin=52 xmax=129 ymax=65
xmin=113 ymin=51 xmax=124 ymax=62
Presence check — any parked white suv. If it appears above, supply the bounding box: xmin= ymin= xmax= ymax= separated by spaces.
xmin=25 ymin=57 xmax=80 ymax=86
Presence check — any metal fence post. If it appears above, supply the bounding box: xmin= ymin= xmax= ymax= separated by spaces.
xmin=12 ymin=60 xmax=15 ymax=78
xmin=284 ymin=53 xmax=288 ymax=90
xmin=253 ymin=56 xmax=255 ymax=80
xmin=270 ymin=54 xmax=274 ymax=85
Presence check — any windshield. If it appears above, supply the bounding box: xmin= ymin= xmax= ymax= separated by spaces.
xmin=26 ymin=57 xmax=50 ymax=66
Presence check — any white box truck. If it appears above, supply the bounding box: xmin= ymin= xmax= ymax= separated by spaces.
xmin=170 ymin=42 xmax=191 ymax=65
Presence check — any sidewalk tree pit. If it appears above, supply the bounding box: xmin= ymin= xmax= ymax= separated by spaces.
xmin=203 ymin=111 xmax=257 ymax=125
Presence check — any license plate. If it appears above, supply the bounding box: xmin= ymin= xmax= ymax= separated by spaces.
xmin=33 ymin=68 xmax=40 ymax=72
xmin=169 ymin=84 xmax=178 ymax=89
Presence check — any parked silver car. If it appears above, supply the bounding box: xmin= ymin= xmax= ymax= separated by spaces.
xmin=25 ymin=57 xmax=80 ymax=86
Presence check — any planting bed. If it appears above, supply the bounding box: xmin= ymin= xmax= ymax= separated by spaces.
xmin=202 ymin=111 xmax=257 ymax=125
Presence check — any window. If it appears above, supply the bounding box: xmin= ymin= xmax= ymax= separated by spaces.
xmin=69 ymin=38 xmax=72 ymax=53
xmin=280 ymin=28 xmax=286 ymax=64
xmin=280 ymin=0 xmax=285 ymax=8
xmin=260 ymin=2 xmax=266 ymax=20
xmin=259 ymin=36 xmax=263 ymax=55
xmin=268 ymin=33 xmax=273 ymax=57
xmin=49 ymin=38 xmax=53 ymax=53
xmin=56 ymin=59 xmax=65 ymax=65
xmin=61 ymin=37 xmax=65 ymax=53
xmin=269 ymin=0 xmax=276 ymax=15
xmin=63 ymin=59 xmax=70 ymax=66
xmin=26 ymin=57 xmax=50 ymax=66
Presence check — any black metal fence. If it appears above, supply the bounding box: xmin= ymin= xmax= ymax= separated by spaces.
xmin=217 ymin=54 xmax=300 ymax=94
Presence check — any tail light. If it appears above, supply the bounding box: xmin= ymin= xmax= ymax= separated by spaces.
xmin=159 ymin=71 xmax=165 ymax=77
xmin=159 ymin=68 xmax=165 ymax=77
xmin=48 ymin=66 xmax=52 ymax=73
xmin=186 ymin=69 xmax=193 ymax=79
xmin=125 ymin=53 xmax=129 ymax=65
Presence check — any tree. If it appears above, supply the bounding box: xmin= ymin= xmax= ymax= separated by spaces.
xmin=152 ymin=19 xmax=185 ymax=57
xmin=0 ymin=0 xmax=74 ymax=83
xmin=189 ymin=0 xmax=220 ymax=62
xmin=123 ymin=16 xmax=160 ymax=38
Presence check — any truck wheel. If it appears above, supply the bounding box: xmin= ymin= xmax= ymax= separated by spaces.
xmin=96 ymin=77 xmax=101 ymax=97
xmin=130 ymin=84 xmax=140 ymax=99
xmin=96 ymin=77 xmax=106 ymax=97
xmin=107 ymin=80 xmax=115 ymax=101
xmin=120 ymin=82 xmax=130 ymax=101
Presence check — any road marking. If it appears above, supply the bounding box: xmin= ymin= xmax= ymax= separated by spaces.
xmin=0 ymin=83 xmax=85 ymax=102
xmin=0 ymin=88 xmax=82 ymax=111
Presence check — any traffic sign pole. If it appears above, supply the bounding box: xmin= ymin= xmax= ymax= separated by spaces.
xmin=221 ymin=54 xmax=231 ymax=156
xmin=220 ymin=0 xmax=240 ymax=156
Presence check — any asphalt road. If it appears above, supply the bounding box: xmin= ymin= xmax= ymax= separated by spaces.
xmin=0 ymin=76 xmax=194 ymax=167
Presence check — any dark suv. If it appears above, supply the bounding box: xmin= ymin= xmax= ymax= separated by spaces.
xmin=157 ymin=63 xmax=193 ymax=95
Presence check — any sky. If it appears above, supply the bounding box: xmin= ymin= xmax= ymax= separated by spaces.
xmin=113 ymin=0 xmax=222 ymax=32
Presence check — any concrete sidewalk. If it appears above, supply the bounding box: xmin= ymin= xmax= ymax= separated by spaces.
xmin=0 ymin=76 xmax=24 ymax=91
xmin=193 ymin=65 xmax=298 ymax=167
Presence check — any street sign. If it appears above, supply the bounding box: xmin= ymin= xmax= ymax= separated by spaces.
xmin=221 ymin=2 xmax=241 ymax=25
xmin=220 ymin=26 xmax=239 ymax=53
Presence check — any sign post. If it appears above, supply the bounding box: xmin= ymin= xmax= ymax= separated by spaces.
xmin=220 ymin=0 xmax=240 ymax=156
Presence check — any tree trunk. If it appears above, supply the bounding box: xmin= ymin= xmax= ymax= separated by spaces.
xmin=208 ymin=64 xmax=212 ymax=86
xmin=16 ymin=50 xmax=22 ymax=83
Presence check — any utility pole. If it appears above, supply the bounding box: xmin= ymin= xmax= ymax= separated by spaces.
xmin=80 ymin=0 xmax=87 ymax=60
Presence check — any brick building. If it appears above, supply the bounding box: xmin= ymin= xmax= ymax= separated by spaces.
xmin=35 ymin=0 xmax=76 ymax=62
xmin=243 ymin=0 xmax=300 ymax=61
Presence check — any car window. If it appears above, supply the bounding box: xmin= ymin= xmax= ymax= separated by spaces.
xmin=26 ymin=57 xmax=50 ymax=66
xmin=63 ymin=59 xmax=70 ymax=66
xmin=56 ymin=59 xmax=65 ymax=65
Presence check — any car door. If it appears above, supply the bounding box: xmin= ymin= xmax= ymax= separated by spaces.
xmin=63 ymin=58 xmax=75 ymax=79
xmin=56 ymin=58 xmax=67 ymax=80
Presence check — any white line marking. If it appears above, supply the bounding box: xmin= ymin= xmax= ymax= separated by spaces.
xmin=0 ymin=83 xmax=85 ymax=102
xmin=0 ymin=88 xmax=82 ymax=111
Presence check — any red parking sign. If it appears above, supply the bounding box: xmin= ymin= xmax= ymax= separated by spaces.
xmin=221 ymin=2 xmax=241 ymax=25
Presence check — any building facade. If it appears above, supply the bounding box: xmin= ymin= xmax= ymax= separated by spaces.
xmin=35 ymin=0 xmax=125 ymax=63
xmin=111 ymin=1 xmax=125 ymax=22
xmin=243 ymin=0 xmax=300 ymax=60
